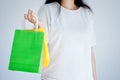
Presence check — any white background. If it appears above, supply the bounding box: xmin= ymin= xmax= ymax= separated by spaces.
xmin=0 ymin=0 xmax=120 ymax=80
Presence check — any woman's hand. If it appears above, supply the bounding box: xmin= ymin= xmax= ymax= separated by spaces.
xmin=24 ymin=9 xmax=37 ymax=25
xmin=24 ymin=9 xmax=41 ymax=28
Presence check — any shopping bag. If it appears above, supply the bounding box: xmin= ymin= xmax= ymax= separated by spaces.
xmin=38 ymin=28 xmax=50 ymax=68
xmin=8 ymin=19 xmax=50 ymax=73
xmin=30 ymin=28 xmax=50 ymax=68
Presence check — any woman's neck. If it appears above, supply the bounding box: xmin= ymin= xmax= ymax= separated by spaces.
xmin=61 ymin=0 xmax=79 ymax=10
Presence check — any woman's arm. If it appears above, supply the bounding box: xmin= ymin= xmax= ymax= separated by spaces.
xmin=91 ymin=47 xmax=97 ymax=80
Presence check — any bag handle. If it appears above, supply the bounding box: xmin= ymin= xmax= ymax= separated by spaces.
xmin=35 ymin=16 xmax=38 ymax=32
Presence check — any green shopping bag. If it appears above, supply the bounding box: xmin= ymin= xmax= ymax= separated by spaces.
xmin=8 ymin=29 xmax=44 ymax=73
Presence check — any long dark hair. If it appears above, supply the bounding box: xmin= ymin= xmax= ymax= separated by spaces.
xmin=45 ymin=0 xmax=93 ymax=13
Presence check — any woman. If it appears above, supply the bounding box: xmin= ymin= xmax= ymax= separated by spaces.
xmin=24 ymin=0 xmax=97 ymax=80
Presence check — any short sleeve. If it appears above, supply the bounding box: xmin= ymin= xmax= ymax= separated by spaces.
xmin=87 ymin=10 xmax=97 ymax=47
xmin=37 ymin=5 xmax=50 ymax=43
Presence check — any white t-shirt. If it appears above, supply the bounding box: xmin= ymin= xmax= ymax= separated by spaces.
xmin=37 ymin=2 xmax=96 ymax=80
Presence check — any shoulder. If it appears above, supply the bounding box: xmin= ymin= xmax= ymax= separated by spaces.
xmin=37 ymin=2 xmax=61 ymax=25
xmin=38 ymin=2 xmax=60 ymax=13
xmin=82 ymin=7 xmax=94 ymax=23
xmin=83 ymin=7 xmax=93 ymax=17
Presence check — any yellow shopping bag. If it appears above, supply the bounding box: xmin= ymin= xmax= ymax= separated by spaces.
xmin=29 ymin=27 xmax=50 ymax=68
xmin=38 ymin=27 xmax=50 ymax=68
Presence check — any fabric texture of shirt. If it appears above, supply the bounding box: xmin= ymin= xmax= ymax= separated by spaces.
xmin=37 ymin=2 xmax=96 ymax=80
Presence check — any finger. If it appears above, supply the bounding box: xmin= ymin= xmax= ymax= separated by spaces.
xmin=28 ymin=9 xmax=31 ymax=14
xmin=31 ymin=11 xmax=35 ymax=17
xmin=27 ymin=9 xmax=32 ymax=20
xmin=32 ymin=11 xmax=36 ymax=17
xmin=31 ymin=11 xmax=37 ymax=21
xmin=29 ymin=9 xmax=33 ymax=16
xmin=27 ymin=13 xmax=31 ymax=21
xmin=31 ymin=10 xmax=37 ymax=22
xmin=24 ymin=14 xmax=28 ymax=20
xmin=30 ymin=10 xmax=37 ymax=23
